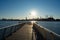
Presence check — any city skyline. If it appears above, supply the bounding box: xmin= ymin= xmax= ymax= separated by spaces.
xmin=0 ymin=0 xmax=60 ymax=19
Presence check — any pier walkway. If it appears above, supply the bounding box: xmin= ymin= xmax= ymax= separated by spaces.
xmin=6 ymin=23 xmax=33 ymax=40
xmin=3 ymin=22 xmax=60 ymax=40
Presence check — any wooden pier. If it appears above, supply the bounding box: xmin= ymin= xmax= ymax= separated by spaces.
xmin=6 ymin=23 xmax=35 ymax=40
xmin=0 ymin=22 xmax=60 ymax=40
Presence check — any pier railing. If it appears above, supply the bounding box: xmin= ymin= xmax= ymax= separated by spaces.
xmin=33 ymin=23 xmax=60 ymax=40
xmin=0 ymin=23 xmax=25 ymax=40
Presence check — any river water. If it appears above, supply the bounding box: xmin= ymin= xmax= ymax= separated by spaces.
xmin=0 ymin=21 xmax=21 ymax=28
xmin=37 ymin=21 xmax=60 ymax=35
xmin=0 ymin=21 xmax=60 ymax=35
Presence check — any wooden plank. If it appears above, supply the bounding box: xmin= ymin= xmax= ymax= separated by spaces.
xmin=6 ymin=24 xmax=33 ymax=40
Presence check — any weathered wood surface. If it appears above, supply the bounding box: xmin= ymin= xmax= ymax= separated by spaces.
xmin=6 ymin=23 xmax=33 ymax=40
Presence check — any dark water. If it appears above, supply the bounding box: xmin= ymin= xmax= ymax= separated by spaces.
xmin=37 ymin=21 xmax=60 ymax=35
xmin=0 ymin=21 xmax=60 ymax=35
xmin=0 ymin=21 xmax=20 ymax=28
xmin=0 ymin=21 xmax=29 ymax=28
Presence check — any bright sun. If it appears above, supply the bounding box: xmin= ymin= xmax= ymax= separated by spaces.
xmin=30 ymin=11 xmax=36 ymax=17
xmin=29 ymin=10 xmax=37 ymax=19
xmin=30 ymin=11 xmax=37 ymax=18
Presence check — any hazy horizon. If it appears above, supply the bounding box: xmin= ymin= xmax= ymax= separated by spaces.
xmin=0 ymin=0 xmax=60 ymax=19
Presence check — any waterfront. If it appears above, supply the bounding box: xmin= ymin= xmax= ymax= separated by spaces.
xmin=37 ymin=21 xmax=60 ymax=35
xmin=0 ymin=21 xmax=19 ymax=28
xmin=0 ymin=21 xmax=60 ymax=35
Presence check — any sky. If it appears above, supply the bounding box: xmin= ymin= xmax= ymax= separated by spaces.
xmin=0 ymin=0 xmax=60 ymax=19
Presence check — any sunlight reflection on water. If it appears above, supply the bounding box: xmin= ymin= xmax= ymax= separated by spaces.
xmin=31 ymin=21 xmax=36 ymax=24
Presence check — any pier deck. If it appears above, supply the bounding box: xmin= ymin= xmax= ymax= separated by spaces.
xmin=6 ymin=23 xmax=33 ymax=40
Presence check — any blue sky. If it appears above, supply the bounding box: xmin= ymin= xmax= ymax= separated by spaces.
xmin=0 ymin=0 xmax=60 ymax=19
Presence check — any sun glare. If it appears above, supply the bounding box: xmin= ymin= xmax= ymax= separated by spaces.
xmin=31 ymin=11 xmax=36 ymax=16
xmin=30 ymin=10 xmax=37 ymax=19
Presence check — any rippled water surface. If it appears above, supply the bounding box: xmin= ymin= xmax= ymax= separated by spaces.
xmin=37 ymin=21 xmax=60 ymax=35
xmin=0 ymin=21 xmax=21 ymax=28
xmin=0 ymin=21 xmax=60 ymax=35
